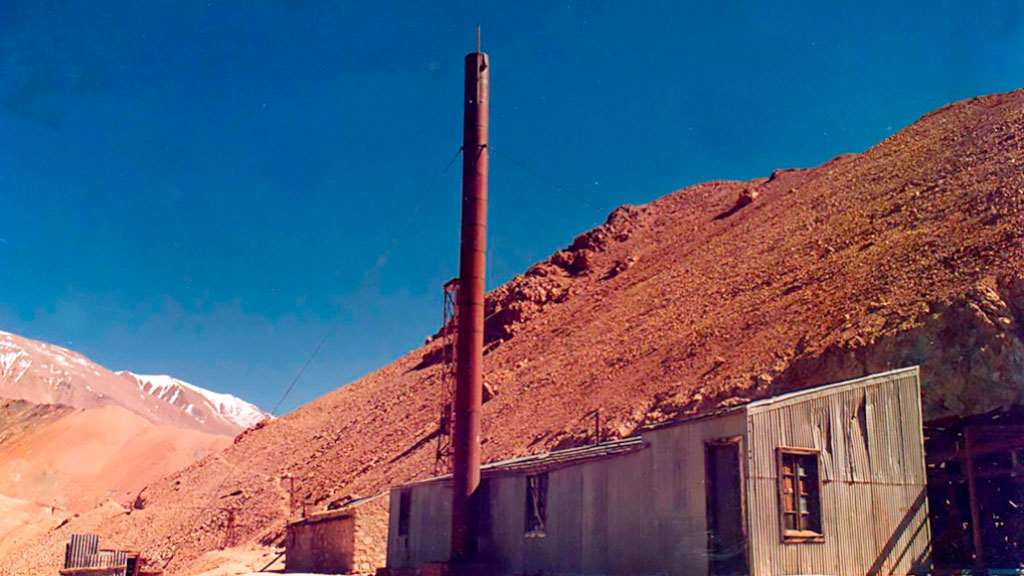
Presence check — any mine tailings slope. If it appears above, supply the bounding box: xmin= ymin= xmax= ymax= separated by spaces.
xmin=5 ymin=90 xmax=1023 ymax=576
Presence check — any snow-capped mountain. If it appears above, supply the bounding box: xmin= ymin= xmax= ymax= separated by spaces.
xmin=118 ymin=372 xmax=267 ymax=431
xmin=0 ymin=329 xmax=266 ymax=436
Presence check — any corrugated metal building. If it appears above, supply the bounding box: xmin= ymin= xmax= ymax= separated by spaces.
xmin=60 ymin=534 xmax=143 ymax=576
xmin=384 ymin=367 xmax=931 ymax=575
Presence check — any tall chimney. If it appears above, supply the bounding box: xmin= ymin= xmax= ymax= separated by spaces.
xmin=450 ymin=37 xmax=488 ymax=563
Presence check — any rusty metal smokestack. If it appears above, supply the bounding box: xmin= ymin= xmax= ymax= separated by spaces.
xmin=450 ymin=35 xmax=488 ymax=563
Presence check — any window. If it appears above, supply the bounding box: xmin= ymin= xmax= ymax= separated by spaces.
xmin=777 ymin=448 xmax=823 ymax=542
xmin=398 ymin=489 xmax=411 ymax=538
xmin=524 ymin=473 xmax=548 ymax=537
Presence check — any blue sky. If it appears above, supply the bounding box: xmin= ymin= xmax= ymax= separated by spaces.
xmin=1 ymin=1 xmax=1022 ymax=414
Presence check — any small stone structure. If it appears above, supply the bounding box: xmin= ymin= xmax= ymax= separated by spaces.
xmin=286 ymin=492 xmax=390 ymax=574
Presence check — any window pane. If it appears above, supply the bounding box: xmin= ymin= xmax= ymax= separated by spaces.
xmin=782 ymin=476 xmax=795 ymax=495
xmin=798 ymin=476 xmax=811 ymax=495
xmin=525 ymin=473 xmax=548 ymax=534
xmin=778 ymin=449 xmax=823 ymax=540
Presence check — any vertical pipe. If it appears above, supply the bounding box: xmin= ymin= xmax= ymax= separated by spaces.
xmin=450 ymin=46 xmax=489 ymax=563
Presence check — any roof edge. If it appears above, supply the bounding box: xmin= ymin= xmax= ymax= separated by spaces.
xmin=745 ymin=366 xmax=919 ymax=414
xmin=643 ymin=366 xmax=920 ymax=431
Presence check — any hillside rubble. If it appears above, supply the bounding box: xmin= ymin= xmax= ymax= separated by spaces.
xmin=3 ymin=89 xmax=1023 ymax=575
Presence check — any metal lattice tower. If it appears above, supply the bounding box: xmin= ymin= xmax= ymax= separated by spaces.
xmin=435 ymin=278 xmax=459 ymax=473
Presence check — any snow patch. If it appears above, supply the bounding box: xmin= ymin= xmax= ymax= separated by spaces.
xmin=120 ymin=371 xmax=268 ymax=429
xmin=0 ymin=343 xmax=32 ymax=383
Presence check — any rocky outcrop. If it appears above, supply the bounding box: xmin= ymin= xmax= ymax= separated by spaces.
xmin=765 ymin=276 xmax=1024 ymax=420
xmin=482 ymin=205 xmax=645 ymax=344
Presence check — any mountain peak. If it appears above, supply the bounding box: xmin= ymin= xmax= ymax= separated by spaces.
xmin=118 ymin=372 xmax=268 ymax=430
xmin=0 ymin=329 xmax=265 ymax=436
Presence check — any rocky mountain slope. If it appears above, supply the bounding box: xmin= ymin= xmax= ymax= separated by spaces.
xmin=0 ymin=331 xmax=267 ymax=435
xmin=0 ymin=333 xmax=266 ymax=565
xmin=3 ymin=89 xmax=1023 ymax=575
xmin=0 ymin=399 xmax=232 ymax=561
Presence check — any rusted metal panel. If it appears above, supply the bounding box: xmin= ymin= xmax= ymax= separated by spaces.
xmin=803 ymin=479 xmax=840 ymax=575
xmin=827 ymin=391 xmax=850 ymax=485
xmin=61 ymin=535 xmax=140 ymax=576
xmin=867 ymin=380 xmax=903 ymax=484
xmin=810 ymin=397 xmax=837 ymax=482
xmin=896 ymin=371 xmax=928 ymax=486
xmin=285 ymin=513 xmax=355 ymax=572
xmin=480 ymin=436 xmax=646 ymax=475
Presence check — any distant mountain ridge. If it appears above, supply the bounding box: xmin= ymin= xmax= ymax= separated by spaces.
xmin=117 ymin=372 xmax=267 ymax=430
xmin=0 ymin=330 xmax=267 ymax=435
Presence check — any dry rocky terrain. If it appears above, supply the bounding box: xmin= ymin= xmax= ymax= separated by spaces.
xmin=3 ymin=89 xmax=1023 ymax=575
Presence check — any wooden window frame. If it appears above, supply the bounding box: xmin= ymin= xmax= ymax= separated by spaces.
xmin=776 ymin=447 xmax=824 ymax=544
xmin=524 ymin=472 xmax=548 ymax=538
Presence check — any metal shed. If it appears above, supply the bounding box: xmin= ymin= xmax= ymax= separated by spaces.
xmin=384 ymin=367 xmax=930 ymax=576
xmin=60 ymin=534 xmax=143 ymax=576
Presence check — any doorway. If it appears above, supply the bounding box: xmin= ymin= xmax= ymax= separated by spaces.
xmin=705 ymin=438 xmax=748 ymax=576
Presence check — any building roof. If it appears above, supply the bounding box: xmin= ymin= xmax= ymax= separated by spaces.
xmin=480 ymin=435 xmax=646 ymax=474
xmin=643 ymin=366 xmax=919 ymax=430
xmin=287 ymin=491 xmax=387 ymax=527
xmin=402 ymin=436 xmax=647 ymax=488
xmin=397 ymin=367 xmax=919 ymax=489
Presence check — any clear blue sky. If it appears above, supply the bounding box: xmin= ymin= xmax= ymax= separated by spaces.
xmin=1 ymin=1 xmax=1022 ymax=414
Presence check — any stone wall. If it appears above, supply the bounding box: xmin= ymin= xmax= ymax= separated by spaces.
xmin=352 ymin=492 xmax=390 ymax=575
xmin=285 ymin=492 xmax=390 ymax=575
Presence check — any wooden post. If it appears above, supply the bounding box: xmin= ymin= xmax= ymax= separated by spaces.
xmin=964 ymin=427 xmax=985 ymax=569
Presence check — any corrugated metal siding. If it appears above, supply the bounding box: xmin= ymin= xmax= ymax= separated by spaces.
xmin=580 ymin=458 xmax=609 ymax=572
xmin=386 ymin=482 xmax=452 ymax=568
xmin=746 ymin=367 xmax=929 ymax=576
xmin=644 ymin=411 xmax=748 ymax=576
xmin=385 ymin=368 xmax=929 ymax=576
xmin=65 ymin=534 xmax=99 ymax=569
xmin=386 ymin=413 xmax=746 ymax=575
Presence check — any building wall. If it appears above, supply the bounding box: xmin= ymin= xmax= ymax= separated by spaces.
xmin=288 ymin=493 xmax=391 ymax=575
xmin=745 ymin=367 xmax=931 ymax=576
xmin=354 ymin=493 xmax=391 ymax=574
xmin=387 ymin=481 xmax=452 ymax=568
xmin=286 ymin=514 xmax=355 ymax=573
xmin=385 ymin=368 xmax=930 ymax=576
xmin=637 ymin=411 xmax=748 ymax=576
xmin=386 ymin=412 xmax=747 ymax=575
